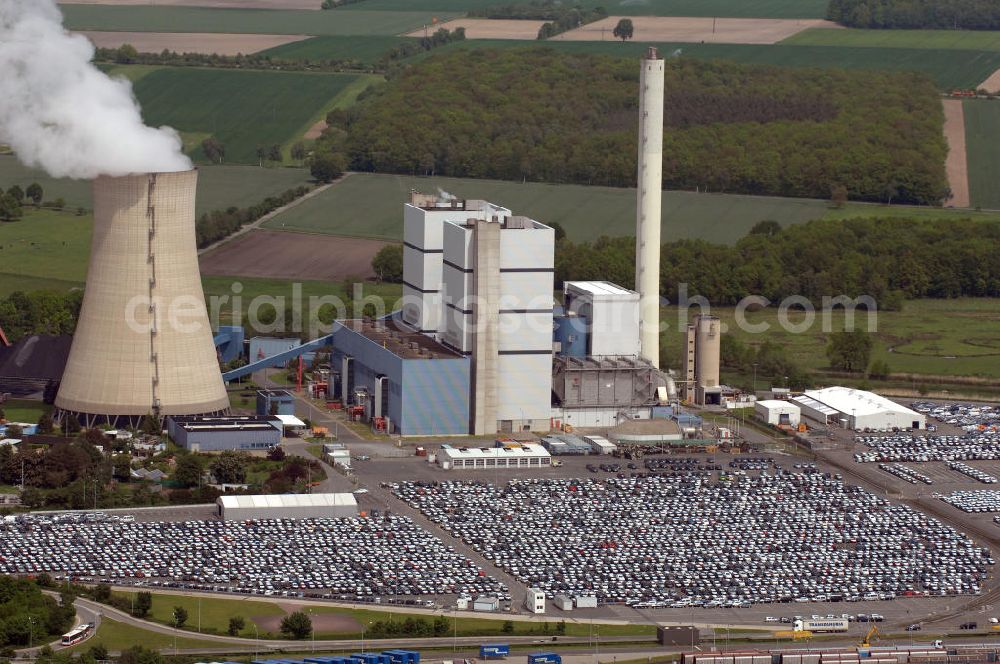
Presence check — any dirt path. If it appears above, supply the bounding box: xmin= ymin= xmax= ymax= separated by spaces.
xmin=942 ymin=99 xmax=971 ymax=208
xmin=197 ymin=172 xmax=349 ymax=256
xmin=980 ymin=67 xmax=1000 ymax=94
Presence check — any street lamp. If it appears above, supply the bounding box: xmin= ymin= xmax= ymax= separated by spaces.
xmin=252 ymin=622 xmax=259 ymax=661
xmin=28 ymin=616 xmax=34 ymax=649
xmin=752 ymin=362 xmax=758 ymax=395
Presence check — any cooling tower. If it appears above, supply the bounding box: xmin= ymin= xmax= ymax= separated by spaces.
xmin=635 ymin=46 xmax=665 ymax=369
xmin=56 ymin=170 xmax=229 ymax=426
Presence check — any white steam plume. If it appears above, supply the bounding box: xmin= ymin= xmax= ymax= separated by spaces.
xmin=0 ymin=0 xmax=192 ymax=178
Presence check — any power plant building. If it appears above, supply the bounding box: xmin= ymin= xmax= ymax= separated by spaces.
xmin=562 ymin=282 xmax=640 ymax=357
xmin=401 ymin=191 xmax=510 ymax=339
xmin=682 ymin=314 xmax=722 ymax=405
xmin=439 ymin=214 xmax=555 ymax=435
xmin=56 ymin=171 xmax=229 ymax=426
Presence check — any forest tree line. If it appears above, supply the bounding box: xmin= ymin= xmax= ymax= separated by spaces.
xmin=555 ymin=217 xmax=1000 ymax=306
xmin=328 ymin=49 xmax=948 ymax=205
xmin=828 ymin=0 xmax=1000 ymax=29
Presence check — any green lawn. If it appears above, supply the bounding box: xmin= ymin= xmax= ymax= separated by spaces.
xmin=1 ymin=399 xmax=52 ymax=424
xmin=130 ymin=68 xmax=359 ymax=164
xmin=59 ymin=6 xmax=460 ymax=36
xmin=784 ymin=27 xmax=1000 ymax=52
xmin=661 ymin=298 xmax=1000 ymax=381
xmin=424 ymin=40 xmax=1000 ymax=90
xmin=0 ymin=209 xmax=92 ymax=286
xmin=963 ymin=99 xmax=1000 ymax=210
xmin=64 ymin=616 xmax=222 ymax=653
xmin=0 ymin=156 xmax=312 ymax=216
xmin=264 ymin=173 xmax=996 ymax=245
xmin=347 ymin=0 xmax=827 ymax=17
xmin=114 ymin=591 xmax=284 ymax=636
xmin=260 ymin=36 xmax=411 ymax=65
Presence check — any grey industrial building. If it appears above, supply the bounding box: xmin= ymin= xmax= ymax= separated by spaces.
xmin=330 ymin=318 xmax=470 ymax=435
xmin=166 ymin=415 xmax=282 ymax=452
xmin=216 ymin=493 xmax=358 ymax=520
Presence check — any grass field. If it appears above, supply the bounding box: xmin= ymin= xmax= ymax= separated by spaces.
xmin=1 ymin=399 xmax=52 ymax=423
xmin=0 ymin=157 xmax=311 ymax=215
xmin=64 ymin=616 xmax=221 ymax=653
xmin=131 ymin=68 xmax=359 ymax=164
xmin=59 ymin=6 xmax=460 ymax=36
xmin=963 ymin=99 xmax=1000 ymax=210
xmin=344 ymin=0 xmax=828 ymax=18
xmin=0 ymin=209 xmax=92 ymax=288
xmin=114 ymin=591 xmax=284 ymax=636
xmin=662 ymin=299 xmax=1000 ymax=381
xmin=784 ymin=27 xmax=1000 ymax=51
xmin=264 ymin=173 xmax=1000 ymax=244
xmin=425 ymin=40 xmax=1000 ymax=90
xmin=260 ymin=35 xmax=411 ymax=64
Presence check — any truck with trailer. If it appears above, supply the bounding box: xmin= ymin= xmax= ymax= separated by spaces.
xmin=480 ymin=645 xmax=510 ymax=659
xmin=527 ymin=654 xmax=561 ymax=664
xmin=793 ymin=618 xmax=848 ymax=633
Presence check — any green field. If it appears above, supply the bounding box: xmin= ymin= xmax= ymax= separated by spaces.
xmin=0 ymin=157 xmax=311 ymax=215
xmin=662 ymin=299 xmax=1000 ymax=381
xmin=426 ymin=40 xmax=1000 ymax=90
xmin=64 ymin=616 xmax=221 ymax=653
xmin=0 ymin=399 xmax=52 ymax=424
xmin=130 ymin=68 xmax=358 ymax=164
xmin=0 ymin=209 xmax=92 ymax=288
xmin=345 ymin=0 xmax=827 ymax=17
xmin=964 ymin=99 xmax=1000 ymax=210
xmin=260 ymin=36 xmax=412 ymax=65
xmin=264 ymin=173 xmax=999 ymax=244
xmin=784 ymin=27 xmax=1000 ymax=52
xmin=114 ymin=591 xmax=283 ymax=636
xmin=59 ymin=6 xmax=459 ymax=36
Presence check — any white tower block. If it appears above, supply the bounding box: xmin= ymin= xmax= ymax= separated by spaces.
xmin=635 ymin=46 xmax=665 ymax=368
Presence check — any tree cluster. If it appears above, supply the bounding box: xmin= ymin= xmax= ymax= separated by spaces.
xmin=339 ymin=49 xmax=948 ymax=204
xmin=321 ymin=0 xmax=368 ymax=7
xmin=0 ymin=183 xmax=42 ymax=221
xmin=828 ymin=0 xmax=1000 ymax=29
xmin=379 ymin=27 xmax=466 ymax=68
xmin=0 ymin=290 xmax=82 ymax=344
xmin=371 ymin=244 xmax=403 ymax=283
xmin=0 ymin=577 xmax=75 ymax=647
xmin=196 ymin=185 xmax=311 ymax=248
xmin=537 ymin=6 xmax=608 ymax=39
xmin=368 ymin=615 xmax=451 ymax=638
xmin=555 ymin=216 xmax=1000 ymax=307
xmin=826 ymin=329 xmax=874 ymax=373
xmin=470 ymin=0 xmax=602 ymax=21
xmin=722 ymin=336 xmax=813 ymax=390
xmin=94 ymin=46 xmax=371 ymax=75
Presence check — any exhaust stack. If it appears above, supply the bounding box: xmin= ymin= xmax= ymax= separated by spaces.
xmin=635 ymin=46 xmax=665 ymax=369
xmin=56 ymin=170 xmax=229 ymax=426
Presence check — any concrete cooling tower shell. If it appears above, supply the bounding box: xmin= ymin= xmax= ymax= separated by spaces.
xmin=56 ymin=170 xmax=229 ymax=424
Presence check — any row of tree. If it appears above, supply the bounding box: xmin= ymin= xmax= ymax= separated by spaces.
xmin=828 ymin=0 xmax=1000 ymax=29
xmin=555 ymin=216 xmax=1000 ymax=306
xmin=0 ymin=290 xmax=82 ymax=344
xmin=335 ymin=49 xmax=949 ymax=204
xmin=536 ymin=6 xmax=608 ymax=39
xmin=195 ymin=185 xmax=312 ymax=248
xmin=95 ymin=45 xmax=373 ymax=74
xmin=0 ymin=577 xmax=75 ymax=647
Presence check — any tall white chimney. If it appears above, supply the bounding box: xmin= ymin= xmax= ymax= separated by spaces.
xmin=635 ymin=46 xmax=665 ymax=368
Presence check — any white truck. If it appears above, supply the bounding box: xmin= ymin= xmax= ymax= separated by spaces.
xmin=794 ymin=618 xmax=849 ymax=633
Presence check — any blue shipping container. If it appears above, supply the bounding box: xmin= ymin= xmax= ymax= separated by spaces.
xmin=481 ymin=644 xmax=510 ymax=658
xmin=528 ymin=654 xmax=562 ymax=664
xmin=384 ymin=650 xmax=420 ymax=664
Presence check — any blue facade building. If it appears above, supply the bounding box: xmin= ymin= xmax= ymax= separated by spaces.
xmin=166 ymin=415 xmax=282 ymax=452
xmin=330 ymin=319 xmax=469 ymax=436
xmin=256 ymin=390 xmax=295 ymax=416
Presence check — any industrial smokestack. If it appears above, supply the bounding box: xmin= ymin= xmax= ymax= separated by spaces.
xmin=56 ymin=170 xmax=229 ymax=425
xmin=635 ymin=47 xmax=665 ymax=369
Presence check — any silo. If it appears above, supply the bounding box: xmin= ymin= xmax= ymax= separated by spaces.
xmin=694 ymin=314 xmax=720 ymax=389
xmin=56 ymin=170 xmax=229 ymax=426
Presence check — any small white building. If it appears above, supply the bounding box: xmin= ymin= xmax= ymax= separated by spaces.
xmin=583 ymin=435 xmax=617 ymax=455
xmin=798 ymin=386 xmax=925 ymax=430
xmin=575 ymin=595 xmax=598 ymax=608
xmin=437 ymin=443 xmax=551 ymax=470
xmin=755 ymin=400 xmax=801 ymax=428
xmin=525 ymin=588 xmax=546 ymax=614
xmin=473 ymin=596 xmax=500 ymax=612
xmin=553 ymin=594 xmax=574 ymax=611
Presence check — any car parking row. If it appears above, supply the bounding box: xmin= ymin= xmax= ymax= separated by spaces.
xmin=947 ymin=462 xmax=998 ymax=484
xmin=879 ymin=463 xmax=933 ymax=485
xmin=941 ymin=490 xmax=1000 ymax=513
xmin=854 ymin=434 xmax=1000 ymax=463
xmin=911 ymin=402 xmax=1000 ymax=430
xmin=0 ymin=513 xmax=506 ymax=599
xmin=391 ymin=472 xmax=991 ymax=608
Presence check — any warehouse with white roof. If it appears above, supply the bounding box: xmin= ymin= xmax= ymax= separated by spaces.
xmin=792 ymin=386 xmax=925 ymax=430
xmin=216 ymin=493 xmax=358 ymax=520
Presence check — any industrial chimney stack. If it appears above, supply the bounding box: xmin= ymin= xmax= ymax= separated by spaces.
xmin=635 ymin=47 xmax=665 ymax=369
xmin=56 ymin=170 xmax=229 ymax=426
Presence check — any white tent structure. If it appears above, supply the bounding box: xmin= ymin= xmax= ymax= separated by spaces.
xmin=797 ymin=387 xmax=925 ymax=430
